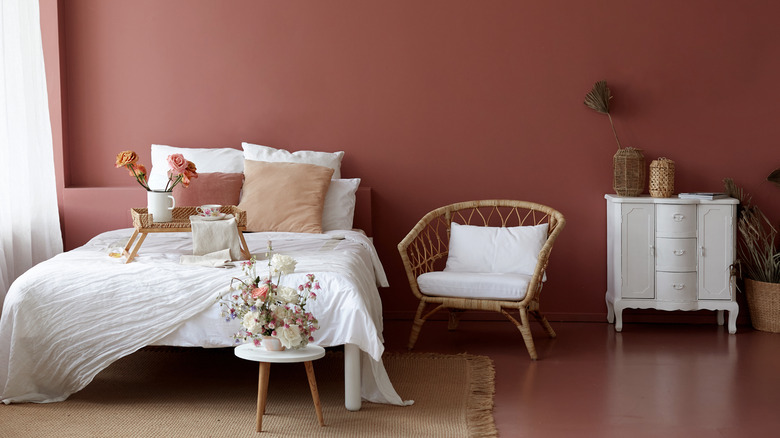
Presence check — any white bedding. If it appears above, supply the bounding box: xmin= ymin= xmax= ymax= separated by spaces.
xmin=0 ymin=228 xmax=406 ymax=406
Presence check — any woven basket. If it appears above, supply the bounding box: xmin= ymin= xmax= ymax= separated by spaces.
xmin=649 ymin=157 xmax=675 ymax=198
xmin=613 ymin=147 xmax=646 ymax=197
xmin=745 ymin=278 xmax=780 ymax=333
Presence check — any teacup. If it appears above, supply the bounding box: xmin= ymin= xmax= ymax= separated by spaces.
xmin=197 ymin=204 xmax=222 ymax=217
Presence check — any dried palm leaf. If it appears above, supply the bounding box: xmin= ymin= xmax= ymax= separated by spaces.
xmin=767 ymin=168 xmax=780 ymax=187
xmin=584 ymin=80 xmax=611 ymax=114
xmin=584 ymin=80 xmax=622 ymax=149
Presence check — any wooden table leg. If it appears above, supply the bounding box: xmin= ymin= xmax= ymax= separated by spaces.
xmin=238 ymin=231 xmax=251 ymax=260
xmin=257 ymin=362 xmax=271 ymax=432
xmin=124 ymin=232 xmax=148 ymax=264
xmin=304 ymin=361 xmax=325 ymax=427
xmin=124 ymin=229 xmax=139 ymax=254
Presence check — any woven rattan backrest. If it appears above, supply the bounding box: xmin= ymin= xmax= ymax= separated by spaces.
xmin=398 ymin=200 xmax=565 ymax=302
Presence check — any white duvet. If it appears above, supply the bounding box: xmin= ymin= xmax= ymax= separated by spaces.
xmin=0 ymin=228 xmax=406 ymax=405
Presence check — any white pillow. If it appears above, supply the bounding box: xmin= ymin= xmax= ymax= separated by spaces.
xmin=242 ymin=142 xmax=345 ymax=179
xmin=444 ymin=222 xmax=549 ymax=276
xmin=148 ymin=145 xmax=244 ymax=190
xmin=322 ymin=178 xmax=360 ymax=231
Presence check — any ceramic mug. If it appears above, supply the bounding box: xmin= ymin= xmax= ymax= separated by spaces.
xmin=147 ymin=191 xmax=175 ymax=222
xmin=197 ymin=204 xmax=222 ymax=217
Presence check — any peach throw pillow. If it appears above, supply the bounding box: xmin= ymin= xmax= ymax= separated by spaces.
xmin=173 ymin=172 xmax=244 ymax=206
xmin=238 ymin=160 xmax=334 ymax=233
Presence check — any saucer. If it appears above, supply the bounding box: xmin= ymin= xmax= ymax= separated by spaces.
xmin=198 ymin=212 xmax=227 ymax=221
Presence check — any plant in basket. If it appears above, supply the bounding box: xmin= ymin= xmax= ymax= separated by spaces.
xmin=584 ymin=80 xmax=646 ymax=196
xmin=219 ymin=243 xmax=320 ymax=350
xmin=724 ymin=176 xmax=780 ymax=333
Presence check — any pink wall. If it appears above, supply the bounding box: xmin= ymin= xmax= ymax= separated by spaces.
xmin=43 ymin=1 xmax=780 ymax=321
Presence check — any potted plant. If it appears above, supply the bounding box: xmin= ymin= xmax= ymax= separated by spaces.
xmin=584 ymin=80 xmax=646 ymax=196
xmin=724 ymin=176 xmax=780 ymax=332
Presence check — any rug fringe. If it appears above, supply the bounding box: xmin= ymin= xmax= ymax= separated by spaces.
xmin=464 ymin=354 xmax=497 ymax=438
xmin=384 ymin=352 xmax=497 ymax=437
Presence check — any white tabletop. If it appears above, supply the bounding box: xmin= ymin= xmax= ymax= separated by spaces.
xmin=234 ymin=343 xmax=326 ymax=363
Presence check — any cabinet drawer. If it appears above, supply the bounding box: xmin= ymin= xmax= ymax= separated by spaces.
xmin=656 ymin=272 xmax=697 ymax=302
xmin=656 ymin=238 xmax=698 ymax=272
xmin=656 ymin=204 xmax=697 ymax=238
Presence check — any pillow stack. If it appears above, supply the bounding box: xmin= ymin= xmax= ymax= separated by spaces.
xmin=147 ymin=143 xmax=360 ymax=233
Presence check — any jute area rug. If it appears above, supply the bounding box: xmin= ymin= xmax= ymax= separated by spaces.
xmin=0 ymin=348 xmax=496 ymax=438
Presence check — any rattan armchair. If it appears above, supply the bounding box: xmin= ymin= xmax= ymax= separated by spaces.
xmin=398 ymin=200 xmax=565 ymax=360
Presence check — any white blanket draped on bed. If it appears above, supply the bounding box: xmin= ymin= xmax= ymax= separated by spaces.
xmin=0 ymin=228 xmax=406 ymax=406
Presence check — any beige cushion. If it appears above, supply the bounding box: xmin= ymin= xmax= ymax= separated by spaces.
xmin=172 ymin=172 xmax=244 ymax=206
xmin=238 ymin=160 xmax=334 ymax=233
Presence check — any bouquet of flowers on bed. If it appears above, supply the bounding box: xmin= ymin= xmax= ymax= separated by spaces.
xmin=219 ymin=243 xmax=320 ymax=350
xmin=115 ymin=150 xmax=198 ymax=191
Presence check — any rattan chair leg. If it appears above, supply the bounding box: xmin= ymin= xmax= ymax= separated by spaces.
xmin=530 ymin=310 xmax=557 ymax=338
xmin=501 ymin=308 xmax=539 ymax=360
xmin=447 ymin=310 xmax=462 ymax=331
xmin=407 ymin=301 xmax=428 ymax=350
xmin=517 ymin=309 xmax=539 ymax=360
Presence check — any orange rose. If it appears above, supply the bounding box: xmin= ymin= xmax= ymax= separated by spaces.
xmin=115 ymin=150 xmax=138 ymax=168
xmin=129 ymin=163 xmax=148 ymax=181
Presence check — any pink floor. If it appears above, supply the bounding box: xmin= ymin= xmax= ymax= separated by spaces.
xmin=381 ymin=319 xmax=780 ymax=438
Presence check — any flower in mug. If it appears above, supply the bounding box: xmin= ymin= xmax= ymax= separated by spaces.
xmin=115 ymin=150 xmax=150 ymax=190
xmin=277 ymin=324 xmax=303 ymax=350
xmin=277 ymin=286 xmax=299 ymax=304
xmin=218 ymin=244 xmax=319 ymax=350
xmin=114 ymin=150 xmax=197 ymax=192
xmin=242 ymin=311 xmax=262 ymax=334
xmin=165 ymin=154 xmax=198 ymax=191
xmin=167 ymin=154 xmax=188 ymax=174
xmin=115 ymin=150 xmax=139 ymax=168
xmin=271 ymin=254 xmax=297 ymax=276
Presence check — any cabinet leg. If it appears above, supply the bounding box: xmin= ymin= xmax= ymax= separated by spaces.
xmin=615 ymin=308 xmax=623 ymax=332
xmin=728 ymin=310 xmax=738 ymax=334
xmin=606 ymin=296 xmax=615 ymax=323
xmin=717 ymin=310 xmax=725 ymax=326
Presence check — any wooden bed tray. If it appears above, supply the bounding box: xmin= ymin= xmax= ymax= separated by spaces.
xmin=124 ymin=206 xmax=250 ymax=263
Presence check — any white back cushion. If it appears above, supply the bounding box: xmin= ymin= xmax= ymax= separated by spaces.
xmin=148 ymin=145 xmax=244 ymax=191
xmin=444 ymin=222 xmax=549 ymax=275
xmin=241 ymin=142 xmax=344 ymax=179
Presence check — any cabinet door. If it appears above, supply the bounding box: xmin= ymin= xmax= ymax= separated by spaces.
xmin=621 ymin=204 xmax=655 ymax=299
xmin=698 ymin=204 xmax=735 ymax=300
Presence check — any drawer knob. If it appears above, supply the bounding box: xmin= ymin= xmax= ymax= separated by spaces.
xmin=673 ymin=249 xmax=686 ymax=256
xmin=673 ymin=214 xmax=685 ymax=222
xmin=673 ymin=283 xmax=686 ymax=290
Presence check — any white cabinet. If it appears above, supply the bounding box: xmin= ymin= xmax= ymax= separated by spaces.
xmin=605 ymin=195 xmax=739 ymax=333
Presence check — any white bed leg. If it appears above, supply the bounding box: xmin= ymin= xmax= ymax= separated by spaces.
xmin=344 ymin=343 xmax=361 ymax=411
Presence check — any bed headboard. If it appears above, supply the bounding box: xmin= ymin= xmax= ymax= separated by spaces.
xmin=353 ymin=187 xmax=372 ymax=237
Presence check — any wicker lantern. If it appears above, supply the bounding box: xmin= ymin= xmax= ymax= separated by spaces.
xmin=649 ymin=157 xmax=675 ymax=198
xmin=612 ymin=147 xmax=646 ymax=197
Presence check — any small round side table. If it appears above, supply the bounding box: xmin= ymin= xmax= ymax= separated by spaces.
xmin=234 ymin=343 xmax=327 ymax=432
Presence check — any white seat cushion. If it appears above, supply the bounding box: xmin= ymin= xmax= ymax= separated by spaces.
xmin=417 ymin=271 xmax=539 ymax=301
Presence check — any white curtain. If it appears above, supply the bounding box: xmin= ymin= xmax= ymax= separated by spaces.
xmin=0 ymin=0 xmax=63 ymax=308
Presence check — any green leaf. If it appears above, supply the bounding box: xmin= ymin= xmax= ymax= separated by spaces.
xmin=584 ymin=80 xmax=612 ymax=114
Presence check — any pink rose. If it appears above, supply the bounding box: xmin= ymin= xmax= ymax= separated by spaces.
xmin=251 ymin=285 xmax=269 ymax=300
xmin=166 ymin=153 xmax=188 ymax=174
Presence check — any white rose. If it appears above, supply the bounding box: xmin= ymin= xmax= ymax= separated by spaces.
xmin=242 ymin=311 xmax=262 ymax=334
xmin=277 ymin=286 xmax=300 ymax=304
xmin=277 ymin=324 xmax=303 ymax=349
xmin=271 ymin=254 xmax=297 ymax=275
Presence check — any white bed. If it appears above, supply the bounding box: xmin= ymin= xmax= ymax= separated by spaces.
xmin=0 ymin=227 xmax=409 ymax=409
